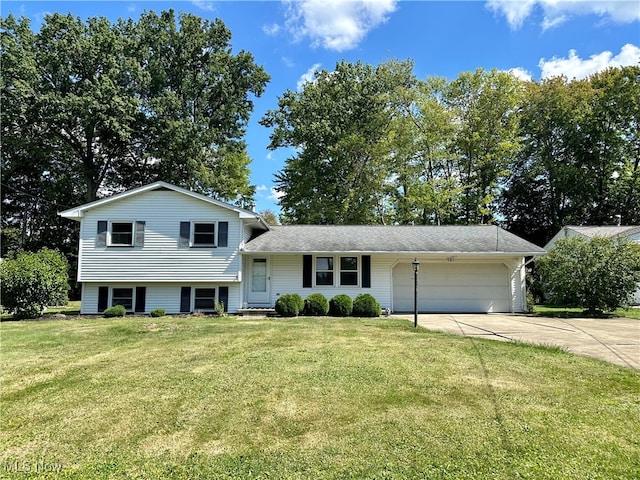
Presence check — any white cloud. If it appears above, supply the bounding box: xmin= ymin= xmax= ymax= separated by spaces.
xmin=192 ymin=0 xmax=215 ymax=12
xmin=507 ymin=67 xmax=533 ymax=82
xmin=486 ymin=0 xmax=537 ymax=29
xmin=284 ymin=0 xmax=398 ymax=51
xmin=256 ymin=185 xmax=269 ymax=192
xmin=268 ymin=187 xmax=285 ymax=203
xmin=297 ymin=63 xmax=322 ymax=91
xmin=487 ymin=0 xmax=640 ymax=30
xmin=539 ymin=43 xmax=640 ymax=80
xmin=541 ymin=14 xmax=567 ymax=31
xmin=263 ymin=23 xmax=281 ymax=36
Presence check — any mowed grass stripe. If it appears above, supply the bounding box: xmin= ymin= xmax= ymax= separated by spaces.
xmin=1 ymin=316 xmax=638 ymax=479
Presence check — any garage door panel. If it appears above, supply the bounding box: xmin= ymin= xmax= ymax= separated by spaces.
xmin=392 ymin=262 xmax=510 ymax=313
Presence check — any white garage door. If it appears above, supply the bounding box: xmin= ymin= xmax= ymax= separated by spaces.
xmin=393 ymin=262 xmax=511 ymax=313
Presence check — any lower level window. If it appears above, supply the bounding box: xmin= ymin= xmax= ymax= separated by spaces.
xmin=112 ymin=288 xmax=133 ymax=310
xmin=194 ymin=288 xmax=216 ymax=310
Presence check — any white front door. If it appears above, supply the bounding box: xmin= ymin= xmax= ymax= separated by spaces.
xmin=248 ymin=257 xmax=270 ymax=305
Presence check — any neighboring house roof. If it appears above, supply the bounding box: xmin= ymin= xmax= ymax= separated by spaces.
xmin=559 ymin=226 xmax=640 ymax=238
xmin=59 ymin=181 xmax=268 ymax=227
xmin=545 ymin=225 xmax=640 ymax=250
xmin=243 ymin=225 xmax=545 ymax=255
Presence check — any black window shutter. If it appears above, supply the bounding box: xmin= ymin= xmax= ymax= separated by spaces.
xmin=96 ymin=221 xmax=107 ymax=247
xmin=303 ymin=255 xmax=313 ymax=288
xmin=180 ymin=287 xmax=191 ymax=313
xmin=362 ymin=255 xmax=371 ymax=288
xmin=218 ymin=221 xmax=228 ymax=247
xmin=135 ymin=287 xmax=146 ymax=313
xmin=218 ymin=286 xmax=229 ymax=312
xmin=98 ymin=286 xmax=109 ymax=312
xmin=134 ymin=221 xmax=145 ymax=247
xmin=179 ymin=222 xmax=190 ymax=247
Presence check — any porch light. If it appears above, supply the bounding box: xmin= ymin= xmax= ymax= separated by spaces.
xmin=412 ymin=258 xmax=420 ymax=328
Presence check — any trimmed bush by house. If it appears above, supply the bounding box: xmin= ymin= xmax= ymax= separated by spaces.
xmin=304 ymin=293 xmax=329 ymax=316
xmin=353 ymin=294 xmax=381 ymax=317
xmin=329 ymin=294 xmax=353 ymax=317
xmin=150 ymin=308 xmax=166 ymax=318
xmin=104 ymin=305 xmax=127 ymax=318
xmin=275 ymin=294 xmax=304 ymax=317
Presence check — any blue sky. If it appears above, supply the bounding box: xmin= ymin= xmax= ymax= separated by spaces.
xmin=4 ymin=1 xmax=639 ymax=213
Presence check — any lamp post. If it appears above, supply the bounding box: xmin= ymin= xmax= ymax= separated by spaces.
xmin=412 ymin=257 xmax=420 ymax=328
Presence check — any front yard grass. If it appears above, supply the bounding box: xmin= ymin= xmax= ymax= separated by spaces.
xmin=1 ymin=316 xmax=639 ymax=479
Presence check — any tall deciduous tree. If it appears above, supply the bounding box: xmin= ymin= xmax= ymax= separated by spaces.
xmin=1 ymin=10 xmax=269 ymax=257
xmin=502 ymin=66 xmax=640 ymax=245
xmin=387 ymin=76 xmax=462 ymax=225
xmin=261 ymin=59 xmax=416 ymax=224
xmin=445 ymin=68 xmax=523 ymax=224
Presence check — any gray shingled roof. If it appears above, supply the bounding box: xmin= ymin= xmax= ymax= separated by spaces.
xmin=243 ymin=225 xmax=545 ymax=254
xmin=566 ymin=226 xmax=640 ymax=238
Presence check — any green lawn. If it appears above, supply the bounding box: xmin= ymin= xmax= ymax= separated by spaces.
xmin=1 ymin=316 xmax=639 ymax=479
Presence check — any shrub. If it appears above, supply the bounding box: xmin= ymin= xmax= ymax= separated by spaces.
xmin=304 ymin=293 xmax=329 ymax=316
xmin=275 ymin=294 xmax=304 ymax=317
xmin=215 ymin=301 xmax=227 ymax=317
xmin=537 ymin=237 xmax=640 ymax=314
xmin=352 ymin=294 xmax=381 ymax=317
xmin=104 ymin=305 xmax=127 ymax=318
xmin=329 ymin=294 xmax=353 ymax=317
xmin=150 ymin=308 xmax=166 ymax=318
xmin=0 ymin=248 xmax=69 ymax=319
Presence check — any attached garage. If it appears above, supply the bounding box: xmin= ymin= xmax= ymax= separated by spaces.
xmin=393 ymin=262 xmax=511 ymax=313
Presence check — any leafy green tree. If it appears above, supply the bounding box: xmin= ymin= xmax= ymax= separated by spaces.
xmin=501 ymin=66 xmax=640 ymax=245
xmin=0 ymin=249 xmax=70 ymax=318
xmin=262 ymin=59 xmax=416 ymax=224
xmin=1 ymin=11 xmax=269 ymax=258
xmin=537 ymin=237 xmax=640 ymax=314
xmin=444 ymin=68 xmax=523 ymax=224
xmin=387 ymin=76 xmax=462 ymax=225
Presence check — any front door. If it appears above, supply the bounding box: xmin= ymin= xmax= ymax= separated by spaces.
xmin=249 ymin=257 xmax=270 ymax=305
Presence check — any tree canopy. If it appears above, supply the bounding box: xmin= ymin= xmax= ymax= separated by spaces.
xmin=262 ymin=60 xmax=638 ymax=243
xmin=1 ymin=10 xmax=269 ymax=258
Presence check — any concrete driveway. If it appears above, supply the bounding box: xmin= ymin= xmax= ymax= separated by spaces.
xmin=393 ymin=313 xmax=640 ymax=369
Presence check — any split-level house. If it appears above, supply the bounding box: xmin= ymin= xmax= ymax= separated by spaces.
xmin=60 ymin=181 xmax=545 ymax=315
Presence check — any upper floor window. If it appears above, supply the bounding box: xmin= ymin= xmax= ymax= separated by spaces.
xmin=96 ymin=220 xmax=144 ymax=247
xmin=111 ymin=222 xmax=134 ymax=246
xmin=179 ymin=221 xmax=229 ymax=248
xmin=192 ymin=222 xmax=215 ymax=247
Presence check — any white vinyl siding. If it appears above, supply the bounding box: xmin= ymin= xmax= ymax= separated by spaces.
xmin=254 ymin=254 xmax=527 ymax=314
xmin=82 ymin=283 xmax=241 ymax=314
xmin=255 ymin=254 xmax=394 ymax=309
xmin=78 ymin=190 xmax=242 ymax=282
